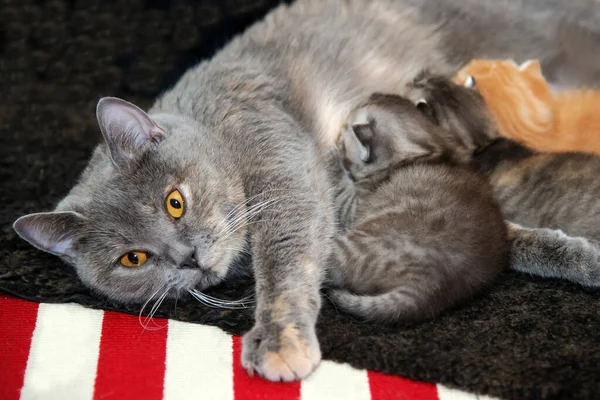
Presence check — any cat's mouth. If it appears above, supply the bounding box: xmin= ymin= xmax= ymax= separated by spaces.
xmin=166 ymin=267 xmax=213 ymax=292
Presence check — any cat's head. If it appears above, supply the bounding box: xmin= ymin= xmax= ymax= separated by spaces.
xmin=452 ymin=59 xmax=555 ymax=143
xmin=14 ymin=98 xmax=248 ymax=304
xmin=405 ymin=72 xmax=498 ymax=151
xmin=338 ymin=93 xmax=468 ymax=184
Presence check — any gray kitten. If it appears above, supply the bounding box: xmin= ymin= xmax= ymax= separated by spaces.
xmin=410 ymin=74 xmax=600 ymax=288
xmin=13 ymin=0 xmax=600 ymax=381
xmin=327 ymin=95 xmax=509 ymax=323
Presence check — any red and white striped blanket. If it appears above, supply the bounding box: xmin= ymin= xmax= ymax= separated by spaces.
xmin=0 ymin=296 xmax=497 ymax=400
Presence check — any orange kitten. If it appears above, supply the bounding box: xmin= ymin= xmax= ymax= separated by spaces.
xmin=454 ymin=59 xmax=600 ymax=155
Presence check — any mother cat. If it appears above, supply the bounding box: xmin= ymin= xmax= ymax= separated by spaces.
xmin=13 ymin=0 xmax=600 ymax=381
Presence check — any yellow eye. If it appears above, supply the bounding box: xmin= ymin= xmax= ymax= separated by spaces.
xmin=166 ymin=189 xmax=184 ymax=219
xmin=120 ymin=251 xmax=148 ymax=268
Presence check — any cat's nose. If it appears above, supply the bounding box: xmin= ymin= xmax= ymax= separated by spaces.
xmin=178 ymin=250 xmax=200 ymax=269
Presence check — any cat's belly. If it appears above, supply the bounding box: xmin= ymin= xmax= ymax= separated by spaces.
xmin=279 ymin=3 xmax=450 ymax=149
xmin=306 ymin=52 xmax=447 ymax=149
xmin=224 ymin=0 xmax=452 ymax=150
xmin=158 ymin=0 xmax=600 ymax=149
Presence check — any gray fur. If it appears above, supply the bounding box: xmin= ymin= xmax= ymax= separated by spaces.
xmin=13 ymin=0 xmax=600 ymax=381
xmin=508 ymin=223 xmax=600 ymax=287
xmin=328 ymin=96 xmax=509 ymax=323
xmin=414 ymin=74 xmax=600 ymax=288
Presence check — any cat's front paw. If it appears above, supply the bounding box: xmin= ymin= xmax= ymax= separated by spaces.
xmin=241 ymin=323 xmax=321 ymax=382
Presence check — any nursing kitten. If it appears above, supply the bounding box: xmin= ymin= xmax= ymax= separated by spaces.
xmin=454 ymin=59 xmax=600 ymax=155
xmin=12 ymin=0 xmax=600 ymax=381
xmin=411 ymin=74 xmax=600 ymax=287
xmin=327 ymin=95 xmax=509 ymax=323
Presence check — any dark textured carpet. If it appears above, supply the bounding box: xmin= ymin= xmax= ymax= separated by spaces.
xmin=1 ymin=1 xmax=599 ymax=399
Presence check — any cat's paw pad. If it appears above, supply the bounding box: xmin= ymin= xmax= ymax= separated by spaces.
xmin=241 ymin=323 xmax=321 ymax=382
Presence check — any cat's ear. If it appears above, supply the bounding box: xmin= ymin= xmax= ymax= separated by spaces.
xmin=341 ymin=109 xmax=374 ymax=163
xmin=13 ymin=211 xmax=86 ymax=263
xmin=519 ymin=60 xmax=543 ymax=76
xmin=464 ymin=76 xmax=476 ymax=88
xmin=96 ymin=97 xmax=166 ymax=168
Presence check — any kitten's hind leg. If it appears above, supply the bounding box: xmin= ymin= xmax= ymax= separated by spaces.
xmin=327 ymin=288 xmax=426 ymax=324
xmin=507 ymin=222 xmax=600 ymax=288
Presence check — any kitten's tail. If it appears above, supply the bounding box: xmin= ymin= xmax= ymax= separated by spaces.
xmin=507 ymin=222 xmax=600 ymax=288
xmin=327 ymin=288 xmax=430 ymax=324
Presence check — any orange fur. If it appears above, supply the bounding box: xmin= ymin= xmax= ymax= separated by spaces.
xmin=454 ymin=59 xmax=600 ymax=155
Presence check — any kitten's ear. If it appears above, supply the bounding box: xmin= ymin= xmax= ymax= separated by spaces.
xmin=519 ymin=60 xmax=543 ymax=76
xmin=340 ymin=108 xmax=374 ymax=164
xmin=13 ymin=211 xmax=86 ymax=263
xmin=96 ymin=97 xmax=166 ymax=168
xmin=338 ymin=121 xmax=371 ymax=165
xmin=464 ymin=76 xmax=476 ymax=88
xmin=415 ymin=98 xmax=438 ymax=124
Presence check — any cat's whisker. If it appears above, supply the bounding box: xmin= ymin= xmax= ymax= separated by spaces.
xmin=193 ymin=295 xmax=254 ymax=307
xmin=193 ymin=297 xmax=252 ymax=309
xmin=220 ymin=194 xmax=292 ymax=234
xmin=188 ymin=289 xmax=254 ymax=309
xmin=214 ymin=194 xmax=263 ymax=234
xmin=216 ymin=197 xmax=288 ymax=242
xmin=217 ymin=197 xmax=284 ymax=237
xmin=138 ymin=285 xmax=167 ymax=330
xmin=213 ymin=189 xmax=297 ymax=234
xmin=193 ymin=290 xmax=255 ymax=304
xmin=140 ymin=287 xmax=171 ymax=330
xmin=216 ymin=189 xmax=292 ymax=224
xmin=216 ymin=218 xmax=278 ymax=246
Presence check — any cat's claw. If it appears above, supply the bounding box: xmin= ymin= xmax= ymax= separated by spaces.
xmin=241 ymin=323 xmax=321 ymax=382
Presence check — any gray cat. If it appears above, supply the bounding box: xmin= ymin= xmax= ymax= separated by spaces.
xmin=410 ymin=74 xmax=600 ymax=288
xmin=12 ymin=0 xmax=600 ymax=381
xmin=327 ymin=94 xmax=509 ymax=323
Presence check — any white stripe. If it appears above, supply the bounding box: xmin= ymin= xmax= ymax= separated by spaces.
xmin=437 ymin=384 xmax=500 ymax=400
xmin=20 ymin=303 xmax=103 ymax=400
xmin=163 ymin=320 xmax=233 ymax=400
xmin=301 ymin=361 xmax=371 ymax=400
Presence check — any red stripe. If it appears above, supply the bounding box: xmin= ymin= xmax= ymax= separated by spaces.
xmin=368 ymin=370 xmax=439 ymax=400
xmin=0 ymin=296 xmax=39 ymax=400
xmin=93 ymin=311 xmax=168 ymax=400
xmin=232 ymin=335 xmax=301 ymax=400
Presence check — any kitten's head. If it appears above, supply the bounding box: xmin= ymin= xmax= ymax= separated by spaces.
xmin=338 ymin=93 xmax=467 ymax=185
xmin=452 ymin=59 xmax=555 ymax=144
xmin=406 ymin=71 xmax=498 ymax=151
xmin=14 ymin=98 xmax=247 ymax=303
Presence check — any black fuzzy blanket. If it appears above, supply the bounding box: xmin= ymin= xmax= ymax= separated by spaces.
xmin=1 ymin=1 xmax=599 ymax=399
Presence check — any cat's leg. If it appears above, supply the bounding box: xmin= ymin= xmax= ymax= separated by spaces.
xmin=240 ymin=157 xmax=334 ymax=381
xmin=507 ymin=222 xmax=600 ymax=288
xmin=327 ymin=288 xmax=426 ymax=323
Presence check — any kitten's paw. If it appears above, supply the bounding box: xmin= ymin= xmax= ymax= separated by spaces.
xmin=559 ymin=235 xmax=600 ymax=287
xmin=509 ymin=223 xmax=600 ymax=288
xmin=241 ymin=323 xmax=321 ymax=382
